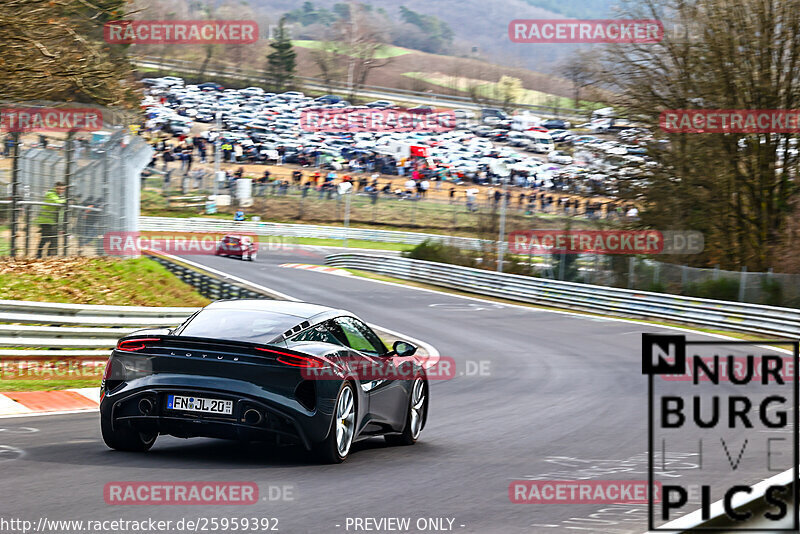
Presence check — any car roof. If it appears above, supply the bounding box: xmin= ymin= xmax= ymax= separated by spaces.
xmin=204 ymin=299 xmax=347 ymax=321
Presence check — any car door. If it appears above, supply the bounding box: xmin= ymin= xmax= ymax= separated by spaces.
xmin=332 ymin=317 xmax=409 ymax=428
xmin=285 ymin=322 xmax=372 ymax=435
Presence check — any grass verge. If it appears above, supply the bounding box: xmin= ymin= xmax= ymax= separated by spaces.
xmin=0 ymin=257 xmax=210 ymax=306
xmin=289 ymin=237 xmax=413 ymax=251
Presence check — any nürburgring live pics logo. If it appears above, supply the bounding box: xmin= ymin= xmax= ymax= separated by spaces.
xmin=643 ymin=334 xmax=799 ymax=531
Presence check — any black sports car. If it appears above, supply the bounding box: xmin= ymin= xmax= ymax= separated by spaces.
xmin=100 ymin=300 xmax=429 ymax=463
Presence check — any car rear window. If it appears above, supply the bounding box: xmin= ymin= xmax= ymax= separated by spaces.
xmin=176 ymin=309 xmax=299 ymax=344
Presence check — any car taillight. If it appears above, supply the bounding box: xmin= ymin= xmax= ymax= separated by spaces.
xmin=102 ymin=357 xmax=113 ymax=380
xmin=116 ymin=338 xmax=160 ymax=352
xmin=277 ymin=354 xmax=324 ymax=368
xmin=255 ymin=347 xmax=323 ymax=368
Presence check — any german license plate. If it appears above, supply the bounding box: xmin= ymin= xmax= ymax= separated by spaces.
xmin=167 ymin=395 xmax=233 ymax=415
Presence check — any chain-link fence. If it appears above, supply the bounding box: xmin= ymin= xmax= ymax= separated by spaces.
xmin=1 ymin=129 xmax=153 ymax=257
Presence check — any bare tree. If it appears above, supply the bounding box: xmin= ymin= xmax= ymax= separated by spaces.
xmin=560 ymin=50 xmax=596 ymax=108
xmin=331 ymin=4 xmax=393 ymax=102
xmin=310 ymin=42 xmax=346 ymax=93
xmin=0 ymin=0 xmax=137 ymax=107
xmin=597 ymin=0 xmax=800 ymax=271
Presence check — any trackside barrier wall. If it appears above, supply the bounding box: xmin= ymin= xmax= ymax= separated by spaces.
xmin=147 ymin=253 xmax=273 ymax=300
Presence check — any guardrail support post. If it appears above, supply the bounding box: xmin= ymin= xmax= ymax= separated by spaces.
xmin=9 ymin=132 xmax=20 ymax=258
xmin=628 ymin=257 xmax=636 ymax=289
xmin=24 ymin=204 xmax=31 ymax=257
xmin=62 ymin=130 xmax=75 ymax=256
xmin=739 ymin=266 xmax=747 ymax=302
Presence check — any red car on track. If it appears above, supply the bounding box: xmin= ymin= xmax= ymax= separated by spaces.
xmin=215 ymin=235 xmax=257 ymax=261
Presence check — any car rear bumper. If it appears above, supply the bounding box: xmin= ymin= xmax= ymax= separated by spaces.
xmin=100 ymin=377 xmax=335 ymax=449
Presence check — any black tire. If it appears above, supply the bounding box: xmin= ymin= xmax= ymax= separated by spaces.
xmin=385 ymin=376 xmax=427 ymax=446
xmin=313 ymin=382 xmax=356 ymax=464
xmin=101 ymin=414 xmax=157 ymax=452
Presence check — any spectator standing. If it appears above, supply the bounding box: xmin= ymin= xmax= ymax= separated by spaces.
xmin=36 ymin=182 xmax=66 ymax=257
xmin=183 ymin=148 xmax=193 ymax=175
xmin=404 ymin=178 xmax=415 ymax=196
xmin=465 ymin=189 xmax=477 ymax=212
xmin=221 ymin=141 xmax=233 ymax=163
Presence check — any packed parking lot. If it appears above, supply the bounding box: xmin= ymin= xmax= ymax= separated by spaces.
xmin=141 ymin=77 xmax=657 ymax=204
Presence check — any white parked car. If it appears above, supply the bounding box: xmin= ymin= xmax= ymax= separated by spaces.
xmin=548 ymin=151 xmax=574 ymax=165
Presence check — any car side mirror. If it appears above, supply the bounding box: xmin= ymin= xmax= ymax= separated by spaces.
xmin=391 ymin=340 xmax=417 ymax=357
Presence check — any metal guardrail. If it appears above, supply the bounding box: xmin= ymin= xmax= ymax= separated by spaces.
xmin=139 ymin=216 xmax=490 ymax=250
xmin=324 ymin=253 xmax=800 ymax=338
xmin=0 ymin=302 xmax=197 ymax=356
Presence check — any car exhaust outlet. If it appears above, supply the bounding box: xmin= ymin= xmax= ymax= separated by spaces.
xmin=243 ymin=409 xmax=263 ymax=425
xmin=138 ymin=398 xmax=154 ymax=415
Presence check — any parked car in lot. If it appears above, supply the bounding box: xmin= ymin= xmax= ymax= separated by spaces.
xmin=159 ymin=76 xmax=185 ymax=87
xmin=315 ymin=95 xmax=342 ymax=104
xmin=541 ymin=119 xmax=570 ymax=130
xmin=487 ymin=129 xmax=509 ymax=142
xmin=198 ymin=82 xmax=224 ymax=91
xmin=278 ymin=91 xmax=305 ymax=100
xmin=365 ymin=100 xmax=394 ymax=108
xmin=549 ymin=129 xmax=573 ymax=143
xmin=526 ymin=131 xmax=555 ymax=154
xmin=548 ymin=150 xmax=574 ymax=165
xmin=506 ymin=131 xmax=529 ymax=147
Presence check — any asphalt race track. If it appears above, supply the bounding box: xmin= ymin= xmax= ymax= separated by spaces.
xmin=0 ymin=246 xmax=794 ymax=534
